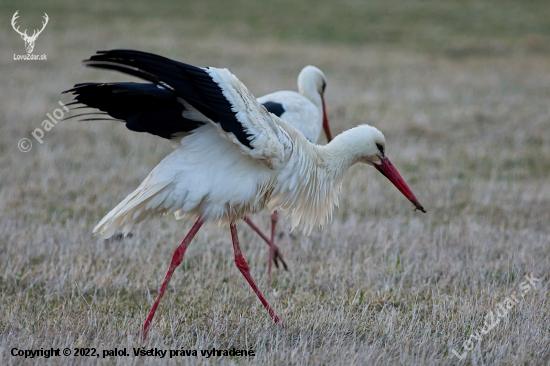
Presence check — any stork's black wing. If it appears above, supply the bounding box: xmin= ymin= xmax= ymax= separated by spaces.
xmin=63 ymin=82 xmax=202 ymax=139
xmin=79 ymin=49 xmax=255 ymax=148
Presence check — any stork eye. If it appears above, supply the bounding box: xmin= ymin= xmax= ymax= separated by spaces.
xmin=376 ymin=143 xmax=384 ymax=155
xmin=321 ymin=80 xmax=326 ymax=93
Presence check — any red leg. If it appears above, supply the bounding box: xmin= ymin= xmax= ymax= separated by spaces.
xmin=230 ymin=222 xmax=283 ymax=326
xmin=267 ymin=211 xmax=279 ymax=284
xmin=242 ymin=216 xmax=288 ymax=271
xmin=141 ymin=217 xmax=204 ymax=339
xmin=242 ymin=216 xmax=270 ymax=246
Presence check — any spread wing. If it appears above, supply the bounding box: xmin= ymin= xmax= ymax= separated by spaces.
xmin=82 ymin=49 xmax=285 ymax=168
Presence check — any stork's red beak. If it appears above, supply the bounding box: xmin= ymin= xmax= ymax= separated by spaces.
xmin=375 ymin=157 xmax=426 ymax=213
xmin=321 ymin=96 xmax=332 ymax=142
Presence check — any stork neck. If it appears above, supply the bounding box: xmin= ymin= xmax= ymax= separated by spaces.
xmin=298 ymin=79 xmax=322 ymax=109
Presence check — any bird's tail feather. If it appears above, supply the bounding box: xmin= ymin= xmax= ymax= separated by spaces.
xmin=93 ymin=176 xmax=173 ymax=238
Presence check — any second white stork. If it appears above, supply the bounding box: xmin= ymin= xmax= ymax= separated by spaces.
xmin=249 ymin=65 xmax=333 ymax=282
xmin=64 ymin=49 xmax=425 ymax=339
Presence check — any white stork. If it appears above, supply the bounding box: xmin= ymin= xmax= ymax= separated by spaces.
xmin=64 ymin=64 xmax=333 ymax=283
xmin=248 ymin=65 xmax=333 ymax=283
xmin=64 ymin=49 xmax=425 ymax=338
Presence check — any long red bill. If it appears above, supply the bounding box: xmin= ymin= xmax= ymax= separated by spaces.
xmin=321 ymin=96 xmax=332 ymax=142
xmin=375 ymin=157 xmax=426 ymax=213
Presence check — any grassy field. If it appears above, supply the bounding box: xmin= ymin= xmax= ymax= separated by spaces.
xmin=1 ymin=0 xmax=550 ymax=365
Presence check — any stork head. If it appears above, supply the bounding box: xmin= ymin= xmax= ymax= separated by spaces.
xmin=333 ymin=125 xmax=425 ymax=213
xmin=298 ymin=65 xmax=326 ymax=95
xmin=298 ymin=65 xmax=333 ymax=142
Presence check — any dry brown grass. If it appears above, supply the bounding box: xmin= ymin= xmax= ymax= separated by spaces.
xmin=1 ymin=1 xmax=550 ymax=365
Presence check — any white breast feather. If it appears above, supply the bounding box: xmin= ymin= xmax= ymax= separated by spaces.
xmin=268 ymin=119 xmax=343 ymax=234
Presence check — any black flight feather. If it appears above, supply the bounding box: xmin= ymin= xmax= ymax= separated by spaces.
xmin=80 ymin=49 xmax=255 ymax=148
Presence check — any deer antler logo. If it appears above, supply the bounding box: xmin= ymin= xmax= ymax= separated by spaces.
xmin=11 ymin=11 xmax=49 ymax=54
